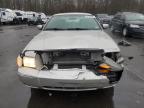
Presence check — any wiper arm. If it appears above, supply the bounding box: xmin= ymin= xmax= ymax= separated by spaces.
xmin=45 ymin=28 xmax=66 ymax=31
xmin=67 ymin=28 xmax=100 ymax=30
xmin=45 ymin=28 xmax=100 ymax=31
xmin=67 ymin=28 xmax=90 ymax=30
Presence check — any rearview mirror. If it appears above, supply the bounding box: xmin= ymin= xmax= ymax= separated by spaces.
xmin=102 ymin=24 xmax=109 ymax=29
xmin=37 ymin=25 xmax=43 ymax=30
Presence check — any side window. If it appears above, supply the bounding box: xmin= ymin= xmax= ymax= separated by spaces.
xmin=113 ymin=14 xmax=120 ymax=20
xmin=116 ymin=15 xmax=121 ymax=20
xmin=120 ymin=15 xmax=125 ymax=20
xmin=2 ymin=12 xmax=6 ymax=16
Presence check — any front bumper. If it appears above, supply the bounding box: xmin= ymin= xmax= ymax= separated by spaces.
xmin=18 ymin=67 xmax=116 ymax=91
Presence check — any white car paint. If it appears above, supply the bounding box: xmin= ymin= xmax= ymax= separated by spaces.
xmin=0 ymin=9 xmax=16 ymax=23
xmin=18 ymin=13 xmax=123 ymax=91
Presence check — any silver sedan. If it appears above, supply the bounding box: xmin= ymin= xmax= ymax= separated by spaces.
xmin=17 ymin=13 xmax=124 ymax=91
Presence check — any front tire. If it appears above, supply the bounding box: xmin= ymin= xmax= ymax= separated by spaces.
xmin=31 ymin=88 xmax=54 ymax=97
xmin=31 ymin=88 xmax=42 ymax=95
xmin=103 ymin=87 xmax=114 ymax=97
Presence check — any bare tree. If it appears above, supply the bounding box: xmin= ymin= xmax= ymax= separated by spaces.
xmin=0 ymin=0 xmax=143 ymax=14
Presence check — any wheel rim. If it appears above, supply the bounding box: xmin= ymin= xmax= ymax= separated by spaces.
xmin=123 ymin=28 xmax=127 ymax=36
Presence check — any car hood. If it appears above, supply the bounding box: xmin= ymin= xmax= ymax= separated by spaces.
xmin=24 ymin=30 xmax=120 ymax=53
xmin=126 ymin=20 xmax=144 ymax=25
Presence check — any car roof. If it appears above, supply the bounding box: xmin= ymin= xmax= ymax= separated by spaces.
xmin=97 ymin=13 xmax=108 ymax=15
xmin=53 ymin=12 xmax=92 ymax=16
xmin=118 ymin=12 xmax=142 ymax=15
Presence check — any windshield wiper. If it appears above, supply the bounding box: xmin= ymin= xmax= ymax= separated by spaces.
xmin=45 ymin=28 xmax=100 ymax=31
xmin=67 ymin=28 xmax=99 ymax=30
xmin=45 ymin=28 xmax=66 ymax=31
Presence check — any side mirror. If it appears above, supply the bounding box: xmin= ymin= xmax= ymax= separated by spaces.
xmin=37 ymin=25 xmax=43 ymax=30
xmin=102 ymin=24 xmax=109 ymax=29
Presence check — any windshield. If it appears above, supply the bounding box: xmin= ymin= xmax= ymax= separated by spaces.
xmin=44 ymin=15 xmax=101 ymax=30
xmin=125 ymin=13 xmax=144 ymax=21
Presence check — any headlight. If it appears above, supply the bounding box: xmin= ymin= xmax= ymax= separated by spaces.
xmin=16 ymin=56 xmax=36 ymax=68
xmin=23 ymin=56 xmax=36 ymax=68
xmin=129 ymin=24 xmax=140 ymax=28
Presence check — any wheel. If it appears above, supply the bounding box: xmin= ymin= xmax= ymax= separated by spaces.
xmin=28 ymin=22 xmax=31 ymax=26
xmin=2 ymin=22 xmax=6 ymax=25
xmin=100 ymin=87 xmax=114 ymax=97
xmin=31 ymin=88 xmax=50 ymax=95
xmin=31 ymin=88 xmax=42 ymax=95
xmin=122 ymin=27 xmax=128 ymax=37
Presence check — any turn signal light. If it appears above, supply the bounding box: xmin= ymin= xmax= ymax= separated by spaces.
xmin=99 ymin=63 xmax=111 ymax=69
xmin=98 ymin=63 xmax=111 ymax=73
xmin=98 ymin=69 xmax=110 ymax=73
xmin=17 ymin=55 xmax=23 ymax=67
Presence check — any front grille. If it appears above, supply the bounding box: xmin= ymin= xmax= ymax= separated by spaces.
xmin=39 ymin=49 xmax=104 ymax=66
xmin=53 ymin=51 xmax=90 ymax=63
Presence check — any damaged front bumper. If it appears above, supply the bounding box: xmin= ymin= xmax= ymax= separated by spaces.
xmin=18 ymin=67 xmax=118 ymax=91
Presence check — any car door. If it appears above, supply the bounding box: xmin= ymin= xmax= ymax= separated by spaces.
xmin=116 ymin=15 xmax=125 ymax=32
xmin=112 ymin=14 xmax=124 ymax=31
xmin=111 ymin=14 xmax=119 ymax=30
